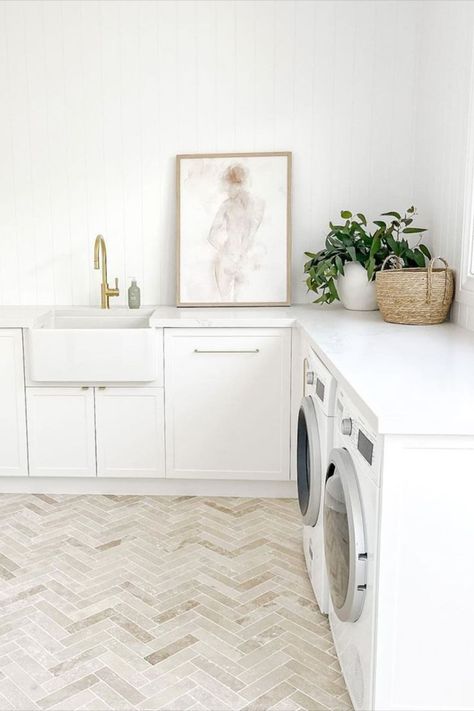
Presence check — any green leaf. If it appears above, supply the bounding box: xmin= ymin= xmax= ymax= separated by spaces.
xmin=340 ymin=210 xmax=352 ymax=219
xmin=347 ymin=246 xmax=357 ymax=261
xmin=357 ymin=213 xmax=367 ymax=225
xmin=402 ymin=227 xmax=427 ymax=234
xmin=328 ymin=278 xmax=339 ymax=301
xmin=381 ymin=211 xmax=401 ymax=220
xmin=335 ymin=255 xmax=345 ymax=275
xmin=385 ymin=235 xmax=398 ymax=252
xmin=413 ymin=249 xmax=426 ymax=267
xmin=419 ymin=244 xmax=431 ymax=259
xmin=407 ymin=206 xmax=415 ymax=214
xmin=373 ymin=220 xmax=387 ymax=228
xmin=370 ymin=236 xmax=381 ymax=258
xmin=366 ymin=257 xmax=376 ymax=281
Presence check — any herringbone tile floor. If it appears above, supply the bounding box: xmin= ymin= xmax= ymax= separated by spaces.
xmin=0 ymin=494 xmax=351 ymax=711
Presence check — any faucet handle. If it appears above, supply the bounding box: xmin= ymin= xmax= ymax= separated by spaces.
xmin=106 ymin=278 xmax=119 ymax=298
xmin=111 ymin=277 xmax=120 ymax=296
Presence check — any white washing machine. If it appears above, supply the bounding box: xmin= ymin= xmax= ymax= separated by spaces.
xmin=297 ymin=345 xmax=336 ymax=614
xmin=324 ymin=386 xmax=380 ymax=711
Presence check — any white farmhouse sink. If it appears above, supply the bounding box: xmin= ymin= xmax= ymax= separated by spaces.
xmin=27 ymin=309 xmax=158 ymax=382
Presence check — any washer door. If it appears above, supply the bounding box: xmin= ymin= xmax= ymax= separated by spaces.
xmin=324 ymin=448 xmax=367 ymax=622
xmin=297 ymin=396 xmax=322 ymax=526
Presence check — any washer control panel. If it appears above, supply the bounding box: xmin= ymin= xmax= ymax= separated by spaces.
xmin=302 ymin=348 xmax=336 ymax=416
xmin=336 ymin=391 xmax=376 ymax=466
xmin=340 ymin=417 xmax=353 ymax=436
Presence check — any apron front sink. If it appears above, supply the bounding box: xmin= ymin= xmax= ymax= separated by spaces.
xmin=27 ymin=309 xmax=158 ymax=383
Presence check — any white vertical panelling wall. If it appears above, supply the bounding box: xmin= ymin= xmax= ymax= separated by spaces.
xmin=413 ymin=2 xmax=474 ymax=330
xmin=0 ymin=0 xmax=420 ymax=306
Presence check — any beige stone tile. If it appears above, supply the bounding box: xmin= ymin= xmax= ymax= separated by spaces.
xmin=145 ymin=634 xmax=198 ymax=666
xmin=37 ymin=674 xmax=98 ymax=710
xmin=289 ymin=689 xmax=330 ymax=711
xmin=0 ymin=676 xmax=38 ymax=710
xmin=285 ymin=660 xmax=347 ymax=697
xmin=189 ymin=669 xmax=244 ymax=710
xmin=240 ymin=663 xmax=294 ymax=702
xmin=0 ymin=494 xmax=350 ymax=711
xmin=288 ymin=674 xmax=350 ymax=711
xmin=96 ymin=666 xmax=145 ymax=705
xmin=238 ymin=650 xmax=291 ymax=686
xmin=191 ymin=656 xmax=245 ymax=692
xmin=241 ymin=681 xmax=295 ymax=711
xmin=50 ymin=688 xmax=97 ymax=710
xmin=138 ymin=678 xmax=197 ymax=710
xmin=91 ymin=680 xmax=132 ymax=710
xmin=188 ymin=684 xmax=233 ymax=711
xmin=2 ymin=661 xmax=46 ymax=701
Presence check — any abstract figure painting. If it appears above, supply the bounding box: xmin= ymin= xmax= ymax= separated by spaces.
xmin=177 ymin=152 xmax=291 ymax=306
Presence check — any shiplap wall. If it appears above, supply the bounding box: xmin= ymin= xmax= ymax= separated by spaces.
xmin=413 ymin=2 xmax=474 ymax=330
xmin=0 ymin=0 xmax=421 ymax=306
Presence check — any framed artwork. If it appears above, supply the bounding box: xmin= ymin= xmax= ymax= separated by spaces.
xmin=176 ymin=152 xmax=291 ymax=306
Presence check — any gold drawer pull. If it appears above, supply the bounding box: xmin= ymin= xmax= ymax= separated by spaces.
xmin=193 ymin=349 xmax=260 ymax=354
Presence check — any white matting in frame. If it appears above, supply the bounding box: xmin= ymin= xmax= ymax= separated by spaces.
xmin=177 ymin=152 xmax=291 ymax=306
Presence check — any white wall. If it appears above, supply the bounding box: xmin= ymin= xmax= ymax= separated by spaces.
xmin=413 ymin=1 xmax=474 ymax=330
xmin=0 ymin=0 xmax=421 ymax=306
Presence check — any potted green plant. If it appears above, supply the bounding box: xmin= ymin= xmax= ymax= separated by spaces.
xmin=304 ymin=207 xmax=430 ymax=310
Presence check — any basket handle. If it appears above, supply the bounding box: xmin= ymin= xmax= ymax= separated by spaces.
xmin=381 ymin=255 xmax=404 ymax=271
xmin=427 ymin=256 xmax=449 ymax=305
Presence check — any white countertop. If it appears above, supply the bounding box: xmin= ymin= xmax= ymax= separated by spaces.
xmin=2 ymin=303 xmax=474 ymax=436
xmin=293 ymin=306 xmax=474 ymax=437
xmin=148 ymin=305 xmax=297 ymax=328
xmin=0 ymin=306 xmax=57 ymax=328
xmin=149 ymin=304 xmax=474 ymax=437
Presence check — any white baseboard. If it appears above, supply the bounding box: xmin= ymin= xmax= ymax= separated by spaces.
xmin=0 ymin=477 xmax=297 ymax=498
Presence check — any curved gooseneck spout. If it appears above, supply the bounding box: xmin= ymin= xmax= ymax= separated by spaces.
xmin=93 ymin=235 xmax=119 ymax=309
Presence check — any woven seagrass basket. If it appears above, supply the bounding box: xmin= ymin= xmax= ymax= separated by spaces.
xmin=375 ymin=256 xmax=454 ymax=325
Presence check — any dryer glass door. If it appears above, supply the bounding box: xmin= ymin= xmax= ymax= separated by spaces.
xmin=297 ymin=397 xmax=322 ymax=526
xmin=324 ymin=448 xmax=367 ymax=622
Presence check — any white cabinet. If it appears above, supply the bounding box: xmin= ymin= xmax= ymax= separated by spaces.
xmin=27 ymin=388 xmax=96 ymax=477
xmin=26 ymin=385 xmax=166 ymax=479
xmin=95 ymin=388 xmax=165 ymax=478
xmin=165 ymin=328 xmax=291 ymax=480
xmin=0 ymin=329 xmax=28 ymax=476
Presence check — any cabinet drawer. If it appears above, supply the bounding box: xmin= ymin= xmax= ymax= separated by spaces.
xmin=165 ymin=328 xmax=291 ymax=480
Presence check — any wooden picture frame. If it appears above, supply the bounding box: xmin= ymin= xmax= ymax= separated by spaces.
xmin=176 ymin=152 xmax=291 ymax=307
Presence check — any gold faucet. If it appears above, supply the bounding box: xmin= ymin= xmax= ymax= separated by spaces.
xmin=93 ymin=235 xmax=119 ymax=309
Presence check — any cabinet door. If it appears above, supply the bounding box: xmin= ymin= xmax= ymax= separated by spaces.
xmin=96 ymin=388 xmax=165 ymax=478
xmin=165 ymin=328 xmax=291 ymax=480
xmin=27 ymin=388 xmax=96 ymax=477
xmin=0 ymin=329 xmax=28 ymax=476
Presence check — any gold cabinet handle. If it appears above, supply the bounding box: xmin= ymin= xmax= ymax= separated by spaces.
xmin=193 ymin=349 xmax=260 ymax=354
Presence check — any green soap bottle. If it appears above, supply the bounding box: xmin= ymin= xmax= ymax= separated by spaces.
xmin=128 ymin=278 xmax=141 ymax=309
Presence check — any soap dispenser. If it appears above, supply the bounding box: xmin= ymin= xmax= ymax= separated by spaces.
xmin=128 ymin=278 xmax=141 ymax=309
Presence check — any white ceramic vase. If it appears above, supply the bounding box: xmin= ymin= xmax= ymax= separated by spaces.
xmin=336 ymin=262 xmax=378 ymax=311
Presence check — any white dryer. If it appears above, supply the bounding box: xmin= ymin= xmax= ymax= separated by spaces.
xmin=297 ymin=346 xmax=336 ymax=614
xmin=324 ymin=386 xmax=380 ymax=711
